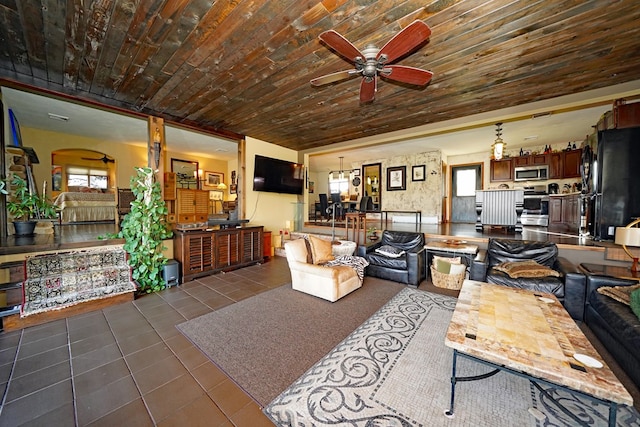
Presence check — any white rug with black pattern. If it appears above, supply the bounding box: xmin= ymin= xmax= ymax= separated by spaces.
xmin=263 ymin=288 xmax=639 ymax=426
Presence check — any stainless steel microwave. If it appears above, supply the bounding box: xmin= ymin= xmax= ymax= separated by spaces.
xmin=514 ymin=165 xmax=549 ymax=181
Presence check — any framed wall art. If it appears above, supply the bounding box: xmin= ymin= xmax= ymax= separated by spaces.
xmin=386 ymin=166 xmax=406 ymax=191
xmin=204 ymin=171 xmax=224 ymax=188
xmin=412 ymin=165 xmax=426 ymax=181
xmin=171 ymin=158 xmax=198 ymax=189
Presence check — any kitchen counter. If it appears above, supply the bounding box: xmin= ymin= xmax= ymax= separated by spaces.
xmin=549 ymin=192 xmax=582 ymax=197
xmin=475 ymin=189 xmax=524 ymax=233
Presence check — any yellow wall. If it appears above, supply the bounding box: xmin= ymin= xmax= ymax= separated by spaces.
xmin=18 ymin=127 xmax=233 ymax=200
xmin=244 ymin=136 xmax=302 ymax=235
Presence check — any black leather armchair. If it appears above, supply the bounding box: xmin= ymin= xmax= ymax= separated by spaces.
xmin=583 ymin=274 xmax=640 ymax=389
xmin=470 ymin=238 xmax=586 ymax=321
xmin=356 ymin=230 xmax=426 ymax=286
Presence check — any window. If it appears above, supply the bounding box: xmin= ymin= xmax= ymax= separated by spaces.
xmin=455 ymin=169 xmax=477 ymax=197
xmin=328 ymin=179 xmax=349 ymax=195
xmin=67 ymin=166 xmax=108 ymax=189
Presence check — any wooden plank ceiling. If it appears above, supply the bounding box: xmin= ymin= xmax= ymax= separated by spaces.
xmin=1 ymin=0 xmax=639 ymax=151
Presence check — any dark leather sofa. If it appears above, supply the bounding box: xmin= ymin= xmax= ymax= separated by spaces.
xmin=470 ymin=238 xmax=586 ymax=321
xmin=584 ymin=275 xmax=640 ymax=389
xmin=356 ymin=230 xmax=426 ymax=286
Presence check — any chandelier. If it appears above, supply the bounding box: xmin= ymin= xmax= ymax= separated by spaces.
xmin=492 ymin=122 xmax=506 ymax=160
xmin=329 ymin=156 xmax=353 ymax=182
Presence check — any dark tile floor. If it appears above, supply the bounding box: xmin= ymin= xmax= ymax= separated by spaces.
xmin=0 ymin=256 xmax=291 ymax=427
xmin=0 ymin=250 xmax=638 ymax=426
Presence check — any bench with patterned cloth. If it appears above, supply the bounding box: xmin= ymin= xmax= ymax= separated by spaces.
xmin=22 ymin=245 xmax=135 ymax=316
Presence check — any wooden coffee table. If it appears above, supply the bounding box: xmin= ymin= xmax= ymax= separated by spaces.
xmin=444 ymin=280 xmax=633 ymax=426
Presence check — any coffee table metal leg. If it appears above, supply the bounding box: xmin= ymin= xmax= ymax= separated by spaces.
xmin=445 ymin=350 xmax=501 ymax=419
xmin=444 ymin=349 xmax=458 ymax=418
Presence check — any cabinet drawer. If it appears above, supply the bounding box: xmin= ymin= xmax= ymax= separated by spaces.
xmin=166 ymin=214 xmax=176 ymax=223
xmin=178 ymin=214 xmax=196 ymax=223
xmin=195 ymin=213 xmax=208 ymax=222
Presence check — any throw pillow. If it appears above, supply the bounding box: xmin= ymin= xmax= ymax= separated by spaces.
xmin=493 ymin=260 xmax=561 ymax=278
xmin=375 ymin=245 xmax=405 ymax=258
xmin=308 ymin=235 xmax=335 ymax=265
xmin=630 ymin=288 xmax=640 ymax=321
xmin=433 ymin=255 xmax=461 ymax=265
xmin=597 ymin=284 xmax=640 ymax=306
xmin=449 ymin=262 xmax=466 ymax=276
xmin=435 ymin=258 xmax=452 ymax=273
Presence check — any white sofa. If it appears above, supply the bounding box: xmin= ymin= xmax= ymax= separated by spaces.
xmin=284 ymin=237 xmax=361 ymax=302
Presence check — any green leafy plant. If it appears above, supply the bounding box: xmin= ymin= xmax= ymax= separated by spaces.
xmin=108 ymin=167 xmax=173 ymax=293
xmin=0 ymin=175 xmax=58 ymax=220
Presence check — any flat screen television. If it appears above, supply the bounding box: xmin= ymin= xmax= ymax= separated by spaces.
xmin=253 ymin=155 xmax=304 ymax=195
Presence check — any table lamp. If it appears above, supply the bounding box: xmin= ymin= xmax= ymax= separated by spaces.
xmin=614 ymin=218 xmax=640 ymax=272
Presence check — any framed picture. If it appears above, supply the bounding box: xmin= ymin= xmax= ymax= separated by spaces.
xmin=230 ymin=184 xmax=237 ymax=194
xmin=308 ymin=181 xmax=315 ymax=194
xmin=352 ymin=169 xmax=360 ymax=176
xmin=171 ymin=158 xmax=198 ymax=189
xmin=412 ymin=165 xmax=426 ymax=181
xmin=204 ymin=171 xmax=224 ymax=188
xmin=386 ymin=166 xmax=406 ymax=191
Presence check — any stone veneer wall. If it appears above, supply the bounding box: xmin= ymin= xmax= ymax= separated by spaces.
xmin=352 ymin=151 xmax=442 ymax=224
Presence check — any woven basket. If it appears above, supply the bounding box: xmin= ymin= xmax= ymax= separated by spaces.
xmin=430 ymin=266 xmax=465 ymax=290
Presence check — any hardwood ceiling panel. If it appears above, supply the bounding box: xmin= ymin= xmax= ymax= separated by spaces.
xmin=0 ymin=0 xmax=639 ymax=150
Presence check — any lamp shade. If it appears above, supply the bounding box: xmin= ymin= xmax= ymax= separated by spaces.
xmin=615 ymin=227 xmax=640 ymax=247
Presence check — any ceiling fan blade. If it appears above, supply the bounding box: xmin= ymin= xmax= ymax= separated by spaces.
xmin=377 ymin=20 xmax=431 ymax=64
xmin=319 ymin=30 xmax=364 ymax=62
xmin=380 ymin=65 xmax=433 ymax=86
xmin=310 ymin=69 xmax=360 ymax=86
xmin=360 ymin=77 xmax=376 ymax=103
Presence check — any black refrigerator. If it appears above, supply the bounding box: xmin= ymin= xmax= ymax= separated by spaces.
xmin=590 ymin=128 xmax=640 ymax=240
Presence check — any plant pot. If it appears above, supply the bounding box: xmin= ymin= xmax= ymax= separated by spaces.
xmin=13 ymin=220 xmax=38 ymax=236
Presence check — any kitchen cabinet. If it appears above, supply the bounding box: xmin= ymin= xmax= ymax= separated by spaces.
xmin=549 ymin=149 xmax=582 ymax=179
xmin=513 ymin=153 xmax=548 ymax=166
xmin=490 ymin=158 xmax=513 ymax=182
xmin=174 ymin=226 xmax=263 ymax=283
xmin=549 ymin=194 xmax=580 ymax=232
xmin=563 ymin=149 xmax=582 ymax=178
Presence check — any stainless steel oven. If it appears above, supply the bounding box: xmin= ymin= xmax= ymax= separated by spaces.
xmin=521 ymin=186 xmax=549 ymax=226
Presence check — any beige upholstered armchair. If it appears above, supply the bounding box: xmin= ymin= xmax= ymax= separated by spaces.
xmin=285 ymin=237 xmax=362 ymax=302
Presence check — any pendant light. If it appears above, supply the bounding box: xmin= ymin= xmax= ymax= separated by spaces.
xmin=492 ymin=122 xmax=506 ymax=160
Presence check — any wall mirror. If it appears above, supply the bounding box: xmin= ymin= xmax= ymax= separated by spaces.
xmin=171 ymin=158 xmax=199 ymax=189
xmin=362 ymin=163 xmax=381 ymax=211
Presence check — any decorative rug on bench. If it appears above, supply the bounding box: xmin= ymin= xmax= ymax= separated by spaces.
xmin=22 ymin=245 xmax=135 ymax=316
xmin=263 ymin=288 xmax=640 ymax=426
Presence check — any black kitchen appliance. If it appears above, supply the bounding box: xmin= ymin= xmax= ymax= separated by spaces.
xmin=586 ymin=128 xmax=640 ymax=240
xmin=548 ymin=183 xmax=559 ymax=194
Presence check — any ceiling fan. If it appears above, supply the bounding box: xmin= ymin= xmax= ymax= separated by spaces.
xmin=310 ymin=20 xmax=433 ymax=103
xmin=81 ymin=154 xmax=115 ymax=164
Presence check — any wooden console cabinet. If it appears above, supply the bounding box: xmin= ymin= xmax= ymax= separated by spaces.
xmin=173 ymin=226 xmax=263 ymax=283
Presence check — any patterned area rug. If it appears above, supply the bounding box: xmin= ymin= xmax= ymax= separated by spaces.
xmin=264 ymin=288 xmax=640 ymax=426
xmin=22 ymin=245 xmax=135 ymax=316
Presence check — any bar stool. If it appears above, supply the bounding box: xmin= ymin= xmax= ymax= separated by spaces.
xmin=345 ymin=212 xmax=367 ymax=245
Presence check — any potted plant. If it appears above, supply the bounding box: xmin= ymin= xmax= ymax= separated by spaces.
xmin=0 ymin=175 xmax=59 ymax=236
xmin=106 ymin=167 xmax=173 ymax=294
xmin=367 ymin=226 xmax=379 ymax=241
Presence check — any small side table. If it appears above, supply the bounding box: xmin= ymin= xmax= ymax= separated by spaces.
xmin=425 ymin=240 xmax=479 ymax=280
xmin=579 ymin=263 xmax=640 ymax=281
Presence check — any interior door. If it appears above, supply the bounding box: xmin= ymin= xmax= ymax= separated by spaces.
xmin=450 ymin=164 xmax=482 ymax=223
